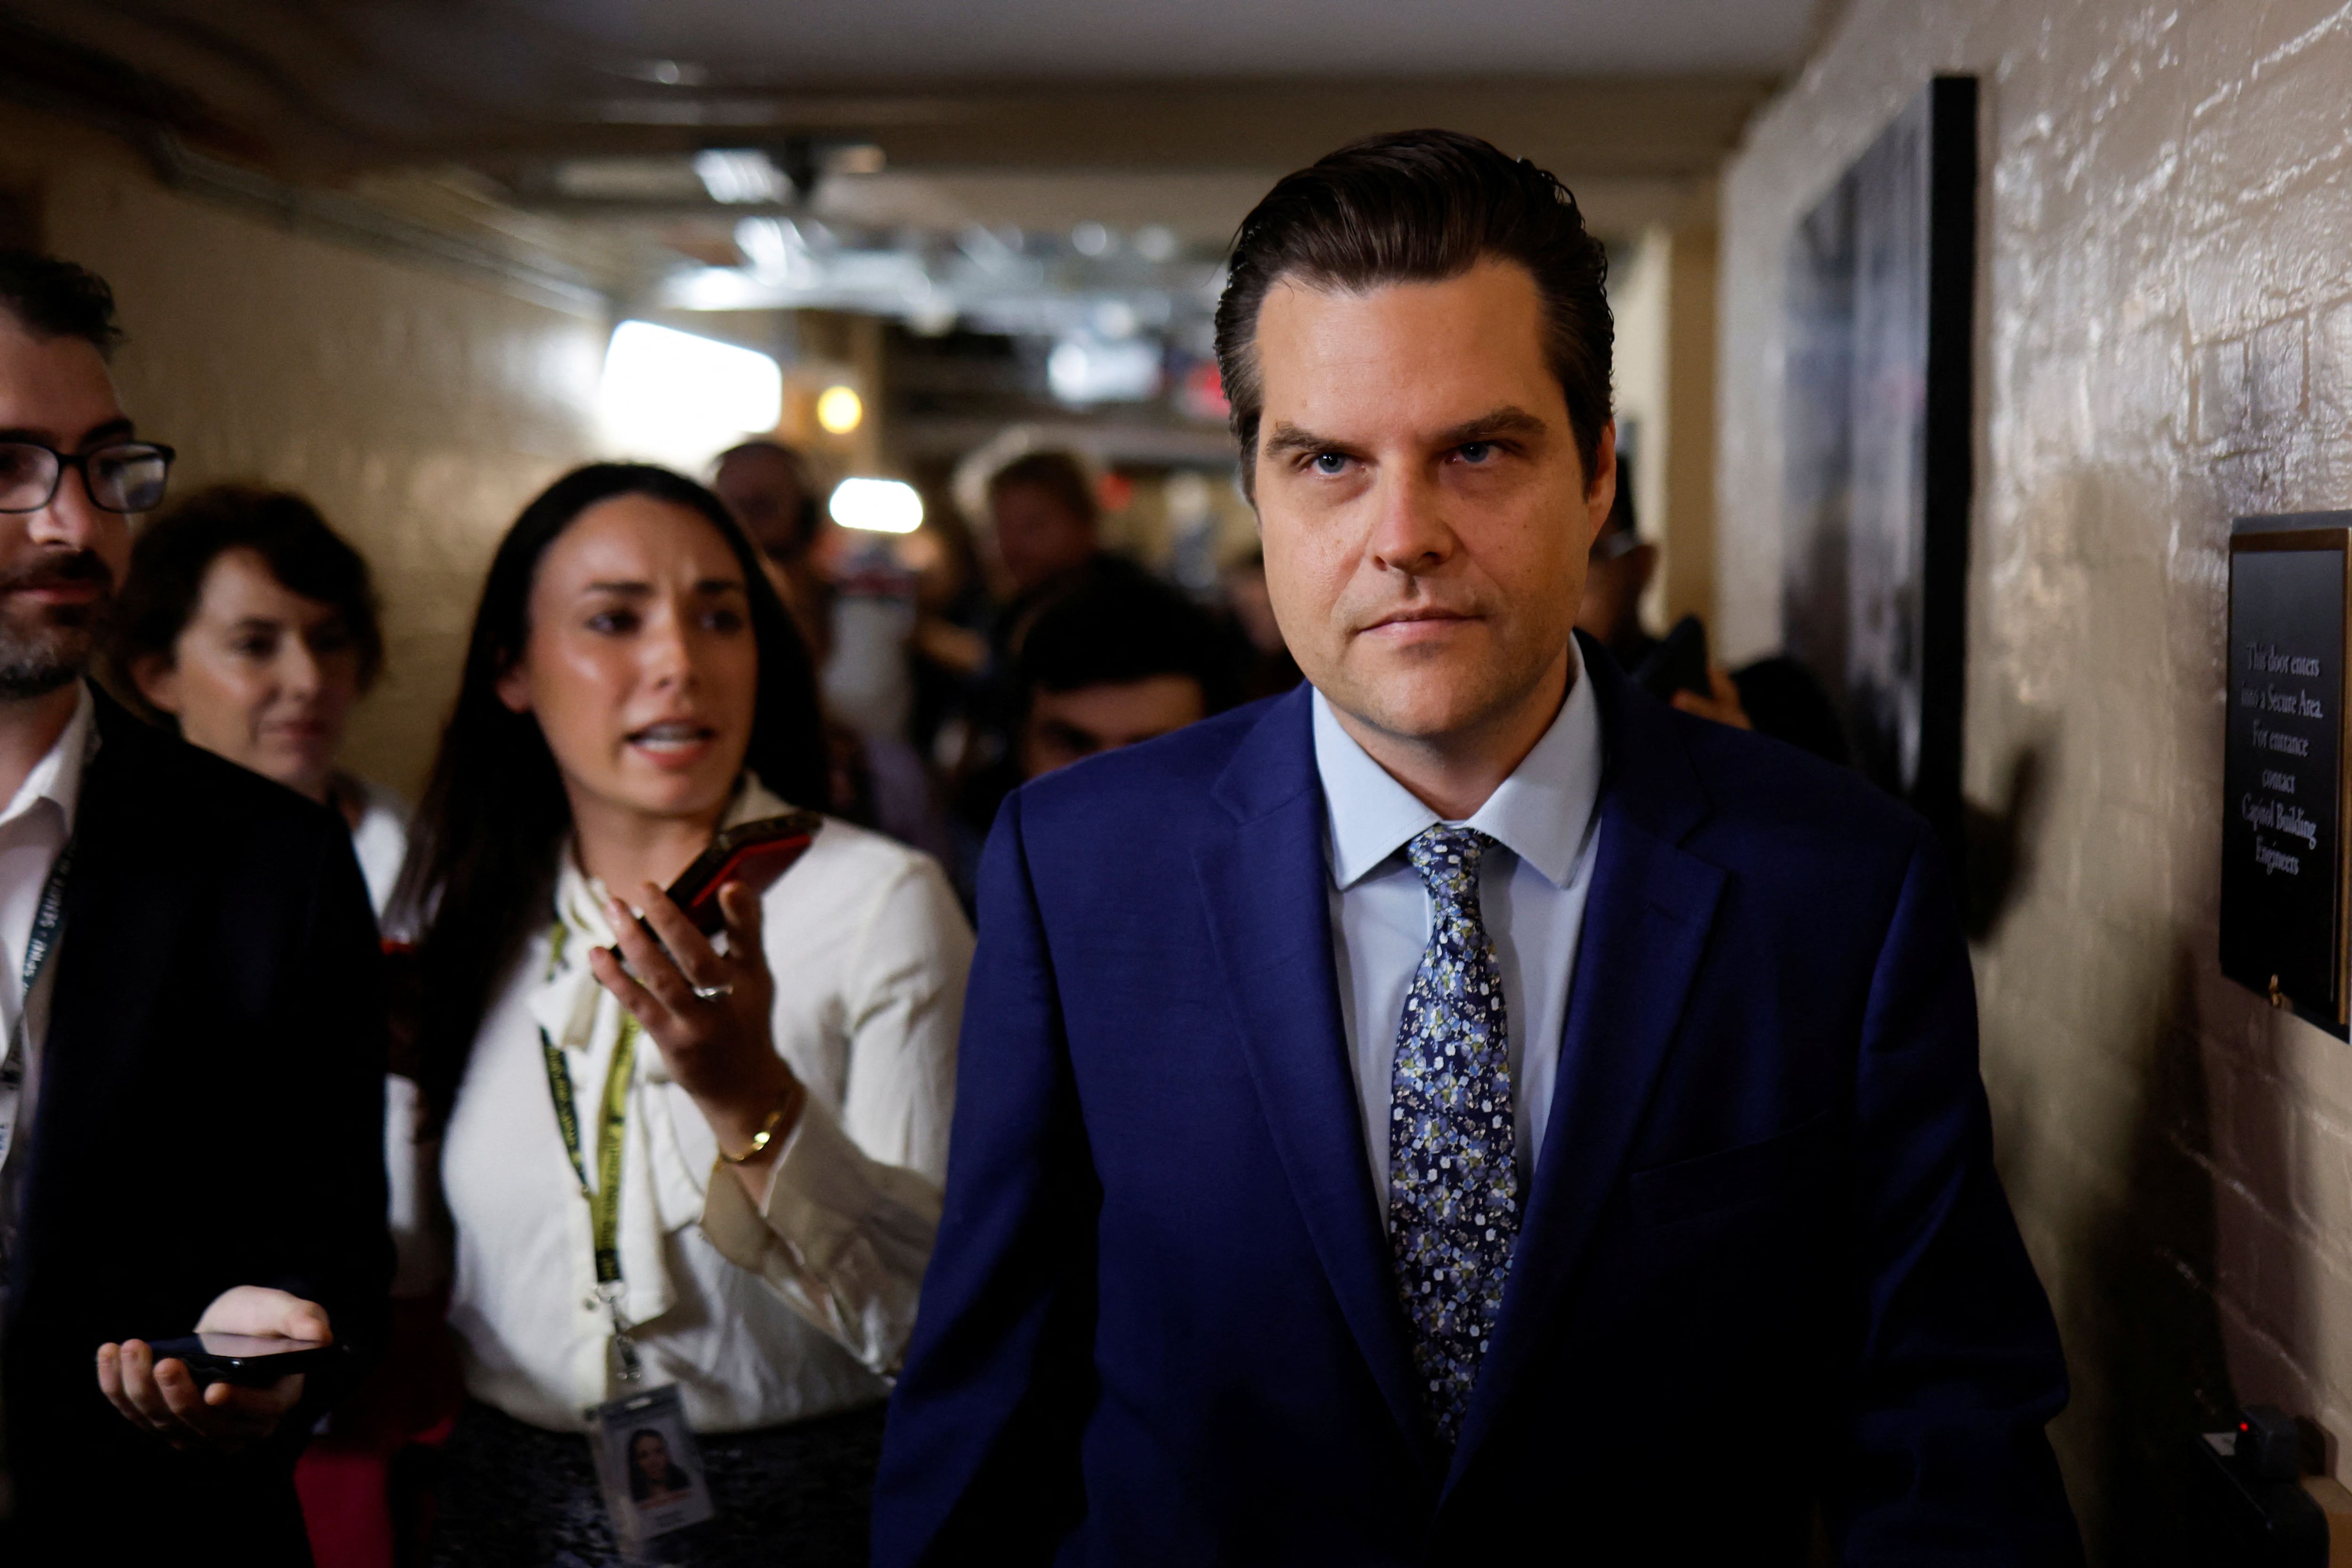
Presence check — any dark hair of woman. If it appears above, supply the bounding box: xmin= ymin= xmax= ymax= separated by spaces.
xmin=392 ymin=462 xmax=827 ymax=1125
xmin=104 ymin=483 xmax=385 ymax=722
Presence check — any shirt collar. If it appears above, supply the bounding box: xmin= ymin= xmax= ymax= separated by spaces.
xmin=1310 ymin=647 xmax=1602 ymax=892
xmin=0 ymin=684 xmax=97 ymax=840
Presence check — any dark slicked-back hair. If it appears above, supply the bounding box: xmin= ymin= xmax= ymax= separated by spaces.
xmin=1213 ymin=129 xmax=1612 ymax=498
xmin=1017 ymin=566 xmax=1239 ymax=713
xmin=0 ymin=249 xmax=123 ymax=353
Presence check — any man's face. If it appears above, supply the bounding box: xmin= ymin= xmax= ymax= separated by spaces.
xmin=1250 ymin=258 xmax=1613 ymax=748
xmin=0 ymin=319 xmax=133 ymax=698
xmin=1021 ymin=673 xmax=1207 ymax=779
xmin=711 ymin=447 xmax=810 ymax=564
xmin=990 ymin=482 xmax=1097 ymax=594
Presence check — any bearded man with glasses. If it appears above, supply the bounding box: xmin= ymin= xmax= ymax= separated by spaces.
xmin=0 ymin=251 xmax=387 ymax=1563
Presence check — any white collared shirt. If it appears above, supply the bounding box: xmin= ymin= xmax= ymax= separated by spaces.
xmin=438 ymin=777 xmax=973 ymax=1433
xmin=0 ymin=683 xmax=96 ymax=1180
xmin=0 ymin=685 xmax=96 ymax=1520
xmin=1312 ymin=656 xmax=1603 ymax=1209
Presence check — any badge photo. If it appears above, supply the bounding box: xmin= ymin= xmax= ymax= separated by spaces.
xmin=587 ymin=1383 xmax=716 ymax=1552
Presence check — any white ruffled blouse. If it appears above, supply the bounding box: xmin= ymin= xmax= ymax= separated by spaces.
xmin=439 ymin=779 xmax=972 ymax=1433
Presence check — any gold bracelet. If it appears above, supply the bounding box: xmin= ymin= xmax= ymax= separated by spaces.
xmin=720 ymin=1082 xmax=803 ymax=1165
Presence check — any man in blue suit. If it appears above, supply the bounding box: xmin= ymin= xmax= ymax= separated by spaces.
xmin=875 ymin=131 xmax=2080 ymax=1564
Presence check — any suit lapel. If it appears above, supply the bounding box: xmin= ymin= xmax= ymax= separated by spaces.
xmin=1193 ymin=691 xmax=1436 ymax=1473
xmin=1446 ymin=648 xmax=1726 ymax=1486
xmin=8 ymin=696 xmax=191 ymax=1315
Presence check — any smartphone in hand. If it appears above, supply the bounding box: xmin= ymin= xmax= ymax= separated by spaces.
xmin=652 ymin=812 xmax=824 ymax=937
xmin=144 ymin=1332 xmax=343 ymax=1387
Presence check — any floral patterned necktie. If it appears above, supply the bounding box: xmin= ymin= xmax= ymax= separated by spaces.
xmin=1388 ymin=824 xmax=1519 ymax=1447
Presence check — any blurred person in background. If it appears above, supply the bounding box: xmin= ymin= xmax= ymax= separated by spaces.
xmin=711 ymin=440 xmax=829 ymax=657
xmin=0 ymin=249 xmax=387 ymax=1562
xmin=711 ymin=440 xmax=950 ymax=865
xmin=396 ymin=463 xmax=969 ymax=1567
xmin=943 ymin=451 xmax=1155 ymax=852
xmin=1017 ymin=571 xmax=1236 ymax=779
xmin=106 ymin=483 xmax=405 ymax=912
xmin=1576 ymin=475 xmax=1847 ymax=765
xmin=954 ymin=570 xmax=1236 ymax=841
xmin=985 ymin=450 xmax=1109 ymax=601
xmin=1218 ymin=546 xmax=1303 ymax=701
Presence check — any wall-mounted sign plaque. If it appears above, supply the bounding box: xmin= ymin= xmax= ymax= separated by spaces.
xmin=2223 ymin=516 xmax=2352 ymax=1032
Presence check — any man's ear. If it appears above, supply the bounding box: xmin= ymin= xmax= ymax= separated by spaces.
xmin=1581 ymin=419 xmax=1619 ymax=548
xmin=130 ymin=653 xmax=182 ymax=718
xmin=493 ymin=657 xmax=533 ymax=716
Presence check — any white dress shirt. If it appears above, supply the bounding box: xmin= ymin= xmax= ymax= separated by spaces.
xmin=1312 ymin=657 xmax=1604 ymax=1209
xmin=0 ymin=685 xmax=95 ymax=1198
xmin=439 ymin=776 xmax=972 ymax=1433
xmin=0 ymin=686 xmax=95 ymax=1520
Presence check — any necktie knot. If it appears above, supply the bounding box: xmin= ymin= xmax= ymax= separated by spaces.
xmin=1406 ymin=825 xmax=1493 ymax=909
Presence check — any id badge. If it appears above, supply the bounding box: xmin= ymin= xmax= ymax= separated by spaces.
xmin=586 ymin=1383 xmax=716 ymax=1554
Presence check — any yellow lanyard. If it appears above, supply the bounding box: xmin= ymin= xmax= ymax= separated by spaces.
xmin=537 ymin=921 xmax=646 ymax=1380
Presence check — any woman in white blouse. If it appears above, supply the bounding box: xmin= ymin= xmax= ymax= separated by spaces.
xmin=393 ymin=464 xmax=970 ymax=1566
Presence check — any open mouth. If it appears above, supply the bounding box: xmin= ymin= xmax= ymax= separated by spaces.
xmin=627 ymin=719 xmax=717 ymax=761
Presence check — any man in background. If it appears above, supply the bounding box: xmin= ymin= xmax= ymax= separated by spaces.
xmin=954 ymin=570 xmax=1234 ymax=835
xmin=1577 ymin=475 xmax=1849 ymax=765
xmin=1015 ymin=572 xmax=1233 ymax=780
xmin=0 ymin=250 xmax=387 ymax=1560
xmin=985 ymin=450 xmax=1108 ymax=600
xmin=712 ymin=439 xmax=829 ymax=654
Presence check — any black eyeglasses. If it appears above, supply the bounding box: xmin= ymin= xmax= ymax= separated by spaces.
xmin=0 ymin=440 xmax=176 ymax=515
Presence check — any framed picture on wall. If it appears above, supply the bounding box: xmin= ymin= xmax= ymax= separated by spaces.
xmin=1781 ymin=75 xmax=1978 ymax=852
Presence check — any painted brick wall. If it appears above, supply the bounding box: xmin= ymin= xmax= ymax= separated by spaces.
xmin=1716 ymin=2 xmax=2352 ymax=1556
xmin=1 ymin=103 xmax=606 ymax=798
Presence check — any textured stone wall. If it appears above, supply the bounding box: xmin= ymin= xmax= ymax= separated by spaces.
xmin=1717 ymin=1 xmax=2352 ymax=1555
xmin=1 ymin=103 xmax=605 ymax=797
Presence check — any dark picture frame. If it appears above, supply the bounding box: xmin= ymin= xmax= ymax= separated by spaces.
xmin=1781 ymin=76 xmax=1979 ymax=855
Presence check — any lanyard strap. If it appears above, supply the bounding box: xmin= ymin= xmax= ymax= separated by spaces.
xmin=537 ymin=918 xmax=649 ymax=1386
xmin=539 ymin=1014 xmax=639 ymax=1287
xmin=0 ymin=837 xmax=75 ymax=1177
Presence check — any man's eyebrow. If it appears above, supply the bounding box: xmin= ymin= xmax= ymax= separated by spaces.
xmin=1433 ymin=407 xmax=1548 ymax=446
xmin=1260 ymin=421 xmax=1353 ymax=459
xmin=1258 ymin=407 xmax=1549 ymax=460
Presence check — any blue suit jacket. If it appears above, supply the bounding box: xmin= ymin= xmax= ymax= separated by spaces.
xmin=875 ymin=643 xmax=2079 ymax=1565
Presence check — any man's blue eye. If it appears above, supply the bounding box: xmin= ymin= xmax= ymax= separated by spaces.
xmin=1459 ymin=442 xmax=1494 ymax=463
xmin=1313 ymin=452 xmax=1347 ymax=475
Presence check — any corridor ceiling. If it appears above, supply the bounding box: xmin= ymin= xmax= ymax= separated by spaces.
xmin=0 ymin=0 xmax=1821 ymax=420
xmin=0 ymin=0 xmax=1809 ymax=189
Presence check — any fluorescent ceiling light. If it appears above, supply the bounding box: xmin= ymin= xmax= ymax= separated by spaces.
xmin=599 ymin=320 xmax=782 ymax=443
xmin=829 ymin=477 xmax=923 ymax=534
xmin=694 ymin=149 xmax=789 ymax=204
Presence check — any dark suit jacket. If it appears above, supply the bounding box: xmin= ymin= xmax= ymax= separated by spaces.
xmin=1 ymin=688 xmax=389 ymax=1562
xmin=875 ymin=642 xmax=2079 ymax=1565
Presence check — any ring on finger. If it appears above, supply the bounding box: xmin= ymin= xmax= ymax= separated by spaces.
xmin=691 ymin=981 xmax=735 ymax=1001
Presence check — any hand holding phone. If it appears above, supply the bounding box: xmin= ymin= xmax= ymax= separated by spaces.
xmin=644 ymin=812 xmax=822 ymax=940
xmin=142 ymin=1331 xmax=345 ymax=1388
xmin=97 ymin=1285 xmax=331 ymax=1453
